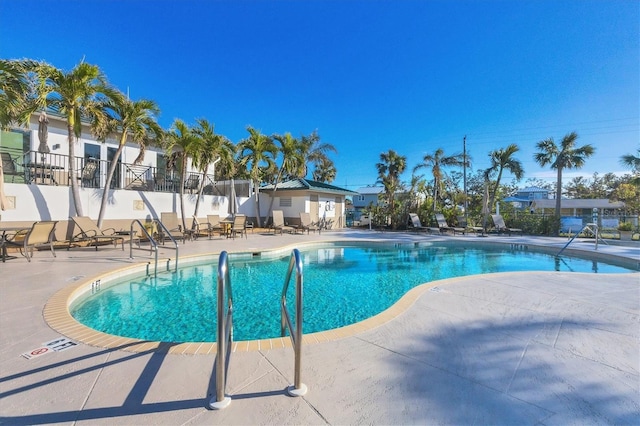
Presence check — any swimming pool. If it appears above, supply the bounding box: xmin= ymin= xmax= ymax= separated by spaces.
xmin=69 ymin=241 xmax=637 ymax=343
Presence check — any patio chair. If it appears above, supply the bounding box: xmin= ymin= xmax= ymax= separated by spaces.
xmin=71 ymin=216 xmax=125 ymax=250
xmin=297 ymin=212 xmax=321 ymax=234
xmin=1 ymin=152 xmax=23 ymax=183
xmin=229 ymin=214 xmax=248 ymax=239
xmin=5 ymin=220 xmax=58 ymax=262
xmin=272 ymin=210 xmax=295 ymax=235
xmin=183 ymin=175 xmax=200 ymax=194
xmin=206 ymin=214 xmax=224 ymax=237
xmin=191 ymin=216 xmax=215 ymax=240
xmin=491 ymin=214 xmax=523 ymax=236
xmin=158 ymin=212 xmax=187 ymax=244
xmin=457 ymin=216 xmax=483 ymax=234
xmin=434 ymin=213 xmax=465 ymax=235
xmin=80 ymin=160 xmax=99 ymax=187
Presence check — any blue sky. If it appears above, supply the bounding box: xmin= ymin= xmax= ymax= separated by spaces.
xmin=1 ymin=0 xmax=638 ymax=190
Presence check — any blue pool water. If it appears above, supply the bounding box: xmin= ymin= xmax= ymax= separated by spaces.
xmin=70 ymin=242 xmax=636 ymax=342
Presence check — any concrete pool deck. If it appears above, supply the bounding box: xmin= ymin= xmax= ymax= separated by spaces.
xmin=0 ymin=229 xmax=638 ymax=425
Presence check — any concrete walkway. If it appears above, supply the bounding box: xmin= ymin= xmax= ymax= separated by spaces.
xmin=0 ymin=230 xmax=638 ymax=425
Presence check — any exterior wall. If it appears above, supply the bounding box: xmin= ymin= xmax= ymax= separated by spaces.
xmin=255 ymin=192 xmax=347 ymax=228
xmin=1 ymin=182 xmax=233 ymax=223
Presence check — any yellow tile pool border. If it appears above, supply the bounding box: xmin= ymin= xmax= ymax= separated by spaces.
xmin=43 ymin=240 xmax=456 ymax=355
xmin=43 ymin=239 xmax=638 ymax=355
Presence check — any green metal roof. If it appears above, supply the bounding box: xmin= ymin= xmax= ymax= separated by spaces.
xmin=261 ymin=178 xmax=358 ymax=195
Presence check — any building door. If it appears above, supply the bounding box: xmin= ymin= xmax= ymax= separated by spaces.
xmin=310 ymin=194 xmax=319 ymax=222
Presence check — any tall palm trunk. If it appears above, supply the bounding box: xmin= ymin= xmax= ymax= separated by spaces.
xmin=193 ymin=165 xmax=208 ymax=217
xmin=253 ymin=179 xmax=262 ymax=228
xmin=554 ymin=167 xmax=563 ymax=236
xmin=488 ymin=168 xmax=504 ymax=216
xmin=179 ymin=155 xmax=188 ymax=231
xmin=263 ymin=168 xmax=284 ymax=225
xmin=67 ymin=123 xmax=83 ymax=216
xmin=97 ymin=142 xmax=125 ymax=227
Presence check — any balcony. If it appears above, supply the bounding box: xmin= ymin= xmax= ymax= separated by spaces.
xmin=1 ymin=149 xmax=222 ymax=195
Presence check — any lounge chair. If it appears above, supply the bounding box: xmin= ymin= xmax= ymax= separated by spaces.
xmin=491 ymin=214 xmax=523 ymax=236
xmin=5 ymin=220 xmax=58 ymax=262
xmin=158 ymin=212 xmax=188 ymax=244
xmin=229 ymin=214 xmax=248 ymax=239
xmin=71 ymin=216 xmax=125 ymax=250
xmin=272 ymin=210 xmax=295 ymax=235
xmin=408 ymin=213 xmax=438 ymax=233
xmin=435 ymin=213 xmax=466 ymax=235
xmin=457 ymin=216 xmax=483 ymax=234
xmin=297 ymin=212 xmax=321 ymax=234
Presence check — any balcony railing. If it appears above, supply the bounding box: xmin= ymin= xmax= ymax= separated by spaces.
xmin=1 ymin=149 xmax=218 ymax=195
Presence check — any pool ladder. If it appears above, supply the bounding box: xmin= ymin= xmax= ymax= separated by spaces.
xmin=557 ymin=223 xmax=608 ymax=256
xmin=210 ymin=249 xmax=307 ymax=410
xmin=128 ymin=219 xmax=179 ymax=276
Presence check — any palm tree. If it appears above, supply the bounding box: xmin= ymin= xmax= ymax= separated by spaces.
xmin=376 ymin=149 xmax=407 ymax=228
xmin=620 ymin=149 xmax=640 ymax=186
xmin=94 ymin=92 xmax=161 ymax=227
xmin=237 ymin=126 xmax=276 ymax=227
xmin=534 ymin=132 xmax=595 ymax=235
xmin=262 ymin=132 xmax=304 ymax=223
xmin=165 ymin=119 xmax=199 ymax=231
xmin=413 ymin=148 xmax=464 ymax=211
xmin=192 ymin=118 xmax=235 ymax=216
xmin=312 ymin=157 xmax=337 ymax=183
xmin=298 ymin=130 xmax=337 ymax=179
xmin=0 ymin=59 xmax=41 ymax=129
xmin=483 ymin=144 xmax=524 ymax=227
xmin=34 ymin=61 xmax=115 ymax=216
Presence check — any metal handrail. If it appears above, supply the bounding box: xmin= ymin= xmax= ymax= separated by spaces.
xmin=128 ymin=220 xmax=159 ymax=275
xmin=557 ymin=222 xmax=608 ymax=256
xmin=153 ymin=219 xmax=179 ymax=272
xmin=281 ymin=248 xmax=307 ymax=397
xmin=209 ymin=251 xmax=233 ymax=410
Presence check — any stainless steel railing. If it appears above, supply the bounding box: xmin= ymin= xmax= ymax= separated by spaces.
xmin=153 ymin=220 xmax=179 ymax=272
xmin=281 ymin=248 xmax=307 ymax=396
xmin=128 ymin=220 xmax=159 ymax=275
xmin=557 ymin=222 xmax=608 ymax=256
xmin=210 ymin=251 xmax=233 ymax=410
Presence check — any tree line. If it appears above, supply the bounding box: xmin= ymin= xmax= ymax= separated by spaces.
xmin=2 ymin=58 xmax=638 ymax=235
xmin=0 ymin=58 xmax=337 ymax=230
xmin=374 ymin=138 xmax=639 ymax=235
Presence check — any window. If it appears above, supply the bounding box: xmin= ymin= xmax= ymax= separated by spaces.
xmin=279 ymin=197 xmax=292 ymax=207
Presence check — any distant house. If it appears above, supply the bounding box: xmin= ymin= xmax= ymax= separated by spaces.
xmin=503 ymin=186 xmax=628 ymax=226
xmin=260 ymin=178 xmax=358 ymax=229
xmin=352 ymin=186 xmax=385 ymax=210
xmin=503 ymin=186 xmax=552 ymax=209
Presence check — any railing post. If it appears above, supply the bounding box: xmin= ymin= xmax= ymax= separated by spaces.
xmin=210 ymin=251 xmax=232 ymax=410
xmin=281 ymin=248 xmax=308 ymax=397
